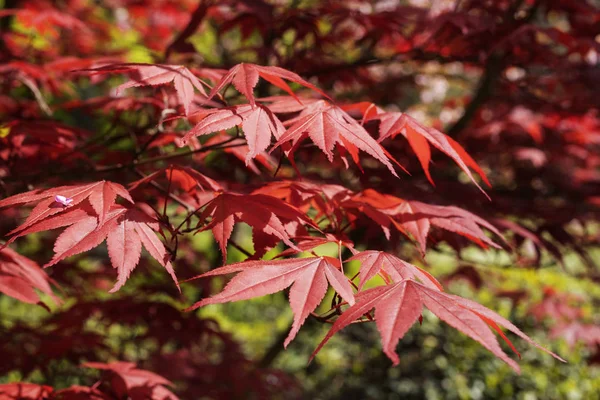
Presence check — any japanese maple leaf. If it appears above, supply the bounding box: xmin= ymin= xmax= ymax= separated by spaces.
xmin=0 ymin=247 xmax=60 ymax=308
xmin=259 ymin=95 xmax=323 ymax=114
xmin=341 ymin=190 xmax=406 ymax=241
xmin=0 ymin=184 xmax=177 ymax=292
xmin=252 ymin=181 xmax=353 ymax=229
xmin=345 ymin=190 xmax=504 ymax=253
xmin=311 ymin=280 xmax=423 ymax=366
xmin=272 ymin=100 xmax=399 ymax=176
xmin=83 ymin=361 xmax=178 ymax=400
xmin=197 ymin=193 xmax=319 ymax=261
xmin=312 ymin=280 xmax=564 ymax=371
xmin=392 ymin=201 xmax=504 ymax=251
xmin=129 ymin=165 xmax=222 ymax=193
xmin=128 ymin=165 xmax=221 ymax=210
xmin=0 ymin=180 xmax=133 ymax=243
xmin=38 ymin=204 xmax=177 ymax=292
xmin=378 ymin=112 xmax=489 ymax=191
xmin=179 ymin=104 xmax=286 ymax=163
xmin=80 ymin=63 xmax=208 ymax=115
xmin=105 ymin=207 xmax=178 ymax=292
xmin=185 ymin=256 xmax=355 ymax=347
xmin=252 ymin=180 xmax=342 ymax=207
xmin=0 ymin=383 xmax=53 ymax=400
xmin=387 ymin=200 xmax=431 ymax=253
xmin=348 ymin=250 xmax=442 ymax=290
xmin=340 ymin=101 xmax=384 ymax=123
xmin=206 ymin=63 xmax=328 ymax=106
xmin=274 ymin=233 xmax=357 ymax=259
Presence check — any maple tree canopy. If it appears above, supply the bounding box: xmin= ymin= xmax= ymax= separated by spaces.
xmin=1 ymin=0 xmax=598 ymax=398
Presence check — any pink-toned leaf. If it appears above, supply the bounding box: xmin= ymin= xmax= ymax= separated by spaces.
xmin=379 ymin=112 xmax=488 ymax=191
xmin=185 ymin=256 xmax=354 ymax=347
xmin=374 ymin=281 xmax=423 ymax=364
xmin=0 ymin=248 xmax=60 ymax=305
xmin=207 ymin=63 xmax=329 ymax=106
xmin=134 ymin=220 xmax=179 ymax=292
xmin=106 ymin=211 xmax=143 ymax=293
xmin=273 ymin=102 xmax=398 ymax=176
xmin=348 ymin=251 xmax=443 ymax=291
xmin=418 ymin=284 xmax=521 ymax=372
xmin=81 ymin=63 xmax=207 ymax=115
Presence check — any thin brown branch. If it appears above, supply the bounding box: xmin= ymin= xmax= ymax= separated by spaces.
xmin=164 ymin=0 xmax=214 ymax=61
xmin=257 ymin=321 xmax=292 ymax=368
xmin=447 ymin=0 xmax=540 ymax=136
xmin=229 ymin=239 xmax=253 ymax=258
xmin=1 ymin=139 xmax=244 ymax=185
xmin=17 ymin=74 xmax=52 ymax=116
xmin=447 ymin=53 xmax=504 ymax=137
xmin=94 ymin=137 xmax=242 ymax=173
xmin=133 ymin=168 xmax=196 ymax=212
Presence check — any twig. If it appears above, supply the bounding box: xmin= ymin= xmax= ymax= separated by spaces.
xmin=17 ymin=74 xmax=52 ymax=116
xmin=257 ymin=323 xmax=291 ymax=368
xmin=447 ymin=0 xmax=540 ymax=136
xmin=229 ymin=239 xmax=253 ymax=258
xmin=94 ymin=137 xmax=243 ymax=173
xmin=164 ymin=0 xmax=214 ymax=61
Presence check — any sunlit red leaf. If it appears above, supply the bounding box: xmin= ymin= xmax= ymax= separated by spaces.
xmin=186 ymin=256 xmax=355 ymax=347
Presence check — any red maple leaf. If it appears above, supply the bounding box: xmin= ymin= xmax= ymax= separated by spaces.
xmin=179 ymin=104 xmax=286 ymax=163
xmin=83 ymin=361 xmax=178 ymax=400
xmin=259 ymin=95 xmax=323 ymax=114
xmin=0 ymin=383 xmax=53 ymax=400
xmin=0 ymin=183 xmax=177 ymax=292
xmin=200 ymin=133 xmax=278 ymax=174
xmin=196 ymin=192 xmax=319 ymax=261
xmin=130 ymin=165 xmax=221 ymax=192
xmin=272 ymin=100 xmax=400 ymax=176
xmin=391 ymin=200 xmax=504 ymax=251
xmin=206 ymin=63 xmax=328 ymax=106
xmin=252 ymin=180 xmax=353 ymax=227
xmin=343 ymin=190 xmax=503 ymax=253
xmin=378 ymin=112 xmax=490 ymax=191
xmin=185 ymin=256 xmax=355 ymax=347
xmin=312 ymin=279 xmax=564 ymax=372
xmin=348 ymin=250 xmax=442 ymax=290
xmin=0 ymin=180 xmax=133 ymax=244
xmin=0 ymin=247 xmax=61 ymax=308
xmin=79 ymin=63 xmax=209 ymax=115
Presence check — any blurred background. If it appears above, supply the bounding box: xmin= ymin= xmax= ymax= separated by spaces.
xmin=1 ymin=0 xmax=599 ymax=399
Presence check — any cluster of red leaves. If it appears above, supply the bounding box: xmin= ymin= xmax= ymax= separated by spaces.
xmin=185 ymin=250 xmax=563 ymax=372
xmin=0 ymin=181 xmax=176 ymax=293
xmin=0 ymin=247 xmax=59 ymax=308
xmin=0 ymin=55 xmax=562 ymax=374
xmin=0 ymin=362 xmax=177 ymax=400
xmin=0 ymin=123 xmax=560 ymax=375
